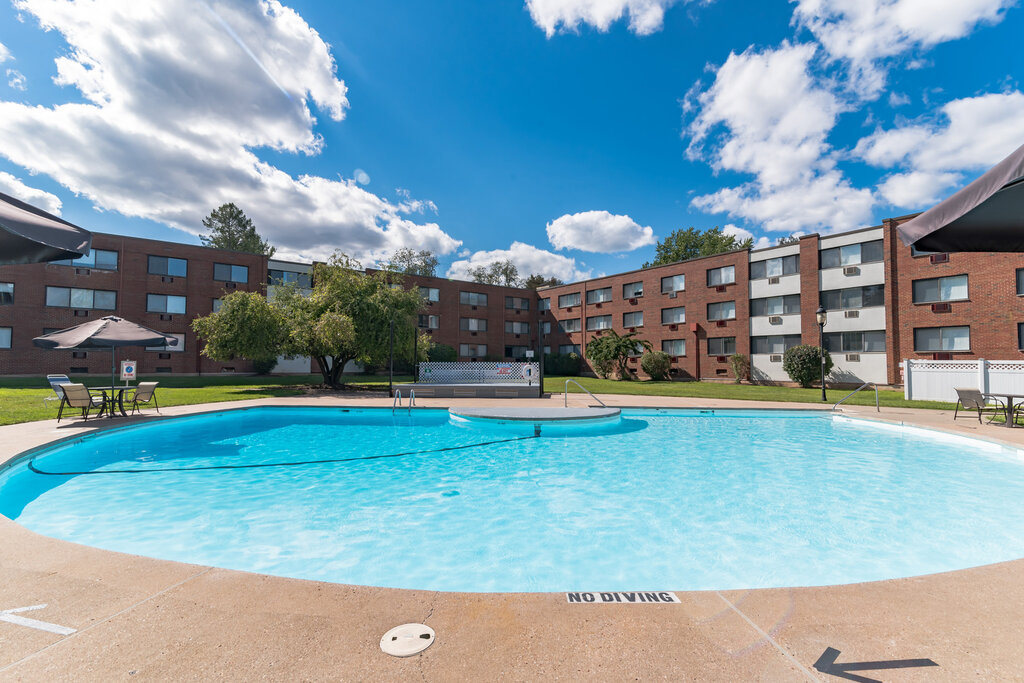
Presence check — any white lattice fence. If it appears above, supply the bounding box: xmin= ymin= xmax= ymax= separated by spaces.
xmin=902 ymin=359 xmax=1024 ymax=401
xmin=417 ymin=361 xmax=540 ymax=384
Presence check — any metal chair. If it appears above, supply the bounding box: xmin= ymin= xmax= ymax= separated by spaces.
xmin=953 ymin=387 xmax=1005 ymax=424
xmin=127 ymin=381 xmax=160 ymax=415
xmin=44 ymin=374 xmax=72 ymax=406
xmin=57 ymin=383 xmax=106 ymax=422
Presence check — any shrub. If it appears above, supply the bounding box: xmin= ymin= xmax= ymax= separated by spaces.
xmin=251 ymin=357 xmax=278 ymax=375
xmin=728 ymin=353 xmax=749 ymax=383
xmin=585 ymin=330 xmax=651 ymax=380
xmin=782 ymin=344 xmax=834 ymax=388
xmin=427 ymin=342 xmax=457 ymax=362
xmin=544 ymin=352 xmax=581 ymax=376
xmin=640 ymin=350 xmax=672 ymax=380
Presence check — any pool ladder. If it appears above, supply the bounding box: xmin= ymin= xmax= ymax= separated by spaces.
xmin=563 ymin=379 xmax=607 ymax=408
xmin=832 ymin=381 xmax=880 ymax=412
xmin=393 ymin=388 xmax=416 ymax=414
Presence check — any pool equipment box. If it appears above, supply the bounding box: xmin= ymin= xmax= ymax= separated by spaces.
xmin=567 ymin=592 xmax=680 ymax=604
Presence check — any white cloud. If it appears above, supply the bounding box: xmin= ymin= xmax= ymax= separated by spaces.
xmin=526 ymin=0 xmax=682 ymax=37
xmin=0 ymin=171 xmax=63 ymax=214
xmin=888 ymin=91 xmax=910 ymax=107
xmin=792 ymin=0 xmax=1015 ymax=96
xmin=353 ymin=168 xmax=370 ymax=185
xmin=546 ymin=210 xmax=656 ymax=252
xmin=0 ymin=42 xmax=10 ymax=63
xmin=685 ymin=42 xmax=875 ymax=232
xmin=6 ymin=69 xmax=26 ymax=90
xmin=721 ymin=224 xmax=771 ymax=249
xmin=0 ymin=0 xmax=460 ymax=263
xmin=877 ymin=170 xmax=959 ymax=207
xmin=446 ymin=241 xmax=592 ymax=282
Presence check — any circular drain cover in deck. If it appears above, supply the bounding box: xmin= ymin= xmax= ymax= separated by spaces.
xmin=380 ymin=623 xmax=435 ymax=657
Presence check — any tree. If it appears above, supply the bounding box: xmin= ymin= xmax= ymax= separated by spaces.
xmin=200 ymin=203 xmax=275 ymax=256
xmin=469 ymin=259 xmax=523 ymax=287
xmin=192 ymin=291 xmax=288 ymax=369
xmin=643 ymin=227 xmax=752 ymax=268
xmin=585 ymin=330 xmax=652 ymax=380
xmin=776 ymin=234 xmax=801 ymax=246
xmin=728 ymin=353 xmax=750 ymax=384
xmin=386 ymin=248 xmax=438 ymax=277
xmin=523 ymin=273 xmax=564 ymax=290
xmin=782 ymin=344 xmax=834 ymax=388
xmin=640 ymin=350 xmax=672 ymax=380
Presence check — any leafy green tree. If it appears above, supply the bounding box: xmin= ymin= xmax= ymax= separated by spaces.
xmin=776 ymin=234 xmax=801 ymax=246
xmin=192 ymin=291 xmax=288 ymax=369
xmin=200 ymin=203 xmax=275 ymax=256
xmin=640 ymin=350 xmax=672 ymax=380
xmin=644 ymin=227 xmax=752 ymax=267
xmin=585 ymin=330 xmax=652 ymax=380
xmin=782 ymin=344 xmax=834 ymax=388
xmin=728 ymin=353 xmax=750 ymax=383
xmin=386 ymin=248 xmax=438 ymax=277
xmin=427 ymin=342 xmax=457 ymax=362
xmin=469 ymin=259 xmax=522 ymax=287
xmin=523 ymin=273 xmax=564 ymax=290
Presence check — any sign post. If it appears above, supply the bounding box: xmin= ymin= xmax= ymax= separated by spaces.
xmin=120 ymin=360 xmax=137 ymax=385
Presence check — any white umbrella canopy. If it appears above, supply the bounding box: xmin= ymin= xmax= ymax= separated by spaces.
xmin=0 ymin=191 xmax=92 ymax=265
xmin=33 ymin=316 xmax=178 ymax=388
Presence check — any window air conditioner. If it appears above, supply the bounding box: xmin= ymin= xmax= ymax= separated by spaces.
xmin=845 ymin=354 xmax=861 ymax=362
xmin=842 ymin=266 xmax=859 ymax=276
xmin=225 ymin=282 xmax=236 ymax=289
xmin=716 ymin=320 xmax=727 ymax=327
xmin=769 ymin=354 xmax=782 ymax=363
xmin=930 ymin=253 xmax=949 ymax=264
xmin=629 ymin=298 xmax=638 ymax=304
xmin=933 ymin=352 xmax=953 ymax=360
xmin=668 ymin=324 xmax=678 ymax=331
xmin=844 ymin=310 xmax=859 ymax=318
xmin=627 ymin=327 xmax=635 ymax=332
xmin=716 ymin=355 xmax=727 ymax=362
xmin=768 ymin=315 xmax=783 ymax=324
xmin=595 ymin=302 xmax=602 ymax=308
xmin=931 ymin=303 xmax=951 ymax=313
xmin=768 ymin=276 xmax=780 ymax=285
xmin=76 ymin=268 xmax=91 ymax=276
xmin=668 ymin=291 xmax=677 ymax=298
xmin=715 ymin=285 xmax=727 ymax=292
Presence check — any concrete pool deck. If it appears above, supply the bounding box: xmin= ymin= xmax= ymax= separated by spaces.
xmin=1 ymin=393 xmax=1022 ymax=681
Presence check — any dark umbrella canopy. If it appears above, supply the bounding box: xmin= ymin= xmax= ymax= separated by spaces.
xmin=0 ymin=191 xmax=93 ymax=265
xmin=33 ymin=316 xmax=178 ymax=388
xmin=897 ymin=143 xmax=1024 ymax=252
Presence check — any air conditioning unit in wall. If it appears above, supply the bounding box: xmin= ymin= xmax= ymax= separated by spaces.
xmin=842 ymin=266 xmax=860 ymax=276
xmin=768 ymin=276 xmax=780 ymax=285
xmin=715 ymin=320 xmax=727 ymax=327
xmin=715 ymin=285 xmax=727 ymax=292
xmin=930 ymin=253 xmax=950 ymax=264
xmin=768 ymin=316 xmax=783 ymax=324
xmin=931 ymin=303 xmax=951 ymax=313
xmin=225 ymin=282 xmax=236 ymax=289
xmin=716 ymin=355 xmax=727 ymax=362
xmin=668 ymin=292 xmax=677 ymax=299
xmin=845 ymin=354 xmax=861 ymax=362
xmin=769 ymin=354 xmax=782 ymax=362
xmin=75 ymin=268 xmax=91 ymax=276
xmin=844 ymin=310 xmax=859 ymax=318
xmin=668 ymin=324 xmax=678 ymax=331
xmin=629 ymin=298 xmax=638 ymax=304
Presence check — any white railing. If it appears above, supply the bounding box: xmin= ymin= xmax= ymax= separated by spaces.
xmin=902 ymin=359 xmax=1024 ymax=402
xmin=417 ymin=361 xmax=540 ymax=385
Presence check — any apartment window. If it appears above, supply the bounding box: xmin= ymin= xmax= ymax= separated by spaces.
xmin=418 ymin=286 xmax=440 ymax=302
xmin=543 ymin=346 xmax=551 ymax=355
xmin=559 ymin=344 xmax=580 ymax=355
xmin=459 ymin=343 xmax=487 ymax=357
xmin=824 ymin=331 xmax=886 ymax=353
xmin=623 ymin=281 xmax=643 ymax=298
xmin=0 ymin=327 xmax=10 ymax=349
xmin=586 ymin=315 xmax=612 ymax=331
xmin=820 ymin=285 xmax=884 ymax=310
xmin=418 ymin=314 xmax=439 ymax=329
xmin=912 ymin=275 xmax=968 ymax=304
xmin=45 ymin=286 xmax=116 ymax=310
xmin=623 ymin=311 xmax=643 ymax=328
xmin=750 ymin=255 xmax=799 ymax=280
xmin=539 ymin=298 xmax=550 ymax=311
xmin=662 ymin=339 xmax=685 ymax=356
xmin=459 ymin=317 xmax=488 ymax=332
xmin=586 ymin=287 xmax=612 ymax=304
xmin=819 ymin=239 xmax=884 ymax=269
xmin=505 ymin=296 xmax=530 ymax=310
xmin=751 ymin=335 xmax=802 ymax=355
xmin=750 ymin=295 xmax=800 ymax=317
xmin=911 ymin=245 xmax=942 ymax=257
xmin=460 ymin=291 xmax=488 ymax=306
xmin=707 ymin=301 xmax=736 ymax=321
xmin=148 ymin=255 xmax=188 ymax=277
xmin=505 ymin=321 xmax=530 ymax=334
xmin=505 ymin=345 xmax=529 ymax=359
xmin=708 ymin=337 xmax=736 ymax=355
xmin=146 ymin=294 xmax=186 ymax=314
xmin=268 ymin=269 xmax=312 ymax=288
xmin=1019 ymin=323 xmax=1024 ymax=350
xmin=914 ymin=326 xmax=969 ymax=352
xmin=560 ymin=318 xmax=581 ymax=333
xmin=661 ymin=274 xmax=685 ymax=294
xmin=212 ymin=298 xmax=222 ymax=312
xmin=661 ymin=307 xmax=686 ymax=325
xmin=146 ymin=333 xmax=184 ymax=352
xmin=53 ymin=248 xmax=118 ymax=270
xmin=214 ymin=263 xmax=249 ymax=283
xmin=707 ymin=265 xmax=735 ymax=286
xmin=0 ymin=282 xmax=12 ymax=305
xmin=1017 ymin=269 xmax=1024 ymax=296
xmin=558 ymin=292 xmax=581 ymax=308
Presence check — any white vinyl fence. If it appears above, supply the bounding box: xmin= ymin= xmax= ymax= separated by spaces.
xmin=902 ymin=359 xmax=1024 ymax=401
xmin=417 ymin=361 xmax=540 ymax=385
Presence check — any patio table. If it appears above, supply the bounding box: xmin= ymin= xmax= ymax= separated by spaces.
xmin=988 ymin=392 xmax=1024 ymax=428
xmin=89 ymin=385 xmax=133 ymax=418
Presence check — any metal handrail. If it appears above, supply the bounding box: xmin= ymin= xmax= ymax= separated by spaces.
xmin=393 ymin=390 xmax=402 ymax=413
xmin=832 ymin=382 xmax=879 ymax=412
xmin=409 ymin=389 xmax=416 ymax=414
xmin=564 ymin=379 xmax=607 ymax=408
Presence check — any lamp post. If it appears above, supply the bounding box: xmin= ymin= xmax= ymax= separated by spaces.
xmin=816 ymin=306 xmax=827 ymax=402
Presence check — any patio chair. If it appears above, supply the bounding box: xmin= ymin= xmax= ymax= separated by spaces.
xmin=44 ymin=374 xmax=72 ymax=406
xmin=57 ymin=383 xmax=106 ymax=422
xmin=127 ymin=381 xmax=160 ymax=416
xmin=953 ymin=387 xmax=1005 ymax=424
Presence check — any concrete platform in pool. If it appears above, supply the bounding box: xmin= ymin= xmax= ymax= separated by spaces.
xmin=448 ymin=406 xmax=620 ymax=421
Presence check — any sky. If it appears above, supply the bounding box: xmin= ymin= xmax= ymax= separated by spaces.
xmin=0 ymin=0 xmax=1022 ymax=282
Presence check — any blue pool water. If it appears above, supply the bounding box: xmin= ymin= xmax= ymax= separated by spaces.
xmin=2 ymin=407 xmax=1023 ymax=592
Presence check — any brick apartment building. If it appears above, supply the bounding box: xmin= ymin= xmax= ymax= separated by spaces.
xmin=2 ymin=215 xmax=1024 ymax=385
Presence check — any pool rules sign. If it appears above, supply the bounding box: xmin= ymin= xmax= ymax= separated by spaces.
xmin=121 ymin=360 xmax=137 ymax=382
xmin=567 ymin=591 xmax=680 ymax=604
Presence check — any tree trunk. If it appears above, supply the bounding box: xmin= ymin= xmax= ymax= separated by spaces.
xmin=313 ymin=355 xmax=332 ymax=387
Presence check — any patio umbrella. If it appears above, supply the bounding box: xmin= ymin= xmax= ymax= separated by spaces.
xmin=0 ymin=190 xmax=92 ymax=265
xmin=33 ymin=316 xmax=178 ymax=389
xmin=897 ymin=142 xmax=1024 ymax=252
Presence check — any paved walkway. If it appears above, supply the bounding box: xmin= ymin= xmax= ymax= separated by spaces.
xmin=1 ymin=394 xmax=1022 ymax=681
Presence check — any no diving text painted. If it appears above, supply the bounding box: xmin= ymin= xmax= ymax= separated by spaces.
xmin=566 ymin=592 xmax=680 ymax=604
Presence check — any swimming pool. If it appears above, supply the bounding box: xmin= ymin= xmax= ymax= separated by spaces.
xmin=2 ymin=407 xmax=1023 ymax=592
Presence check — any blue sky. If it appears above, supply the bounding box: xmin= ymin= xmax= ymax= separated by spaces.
xmin=0 ymin=0 xmax=1022 ymax=281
